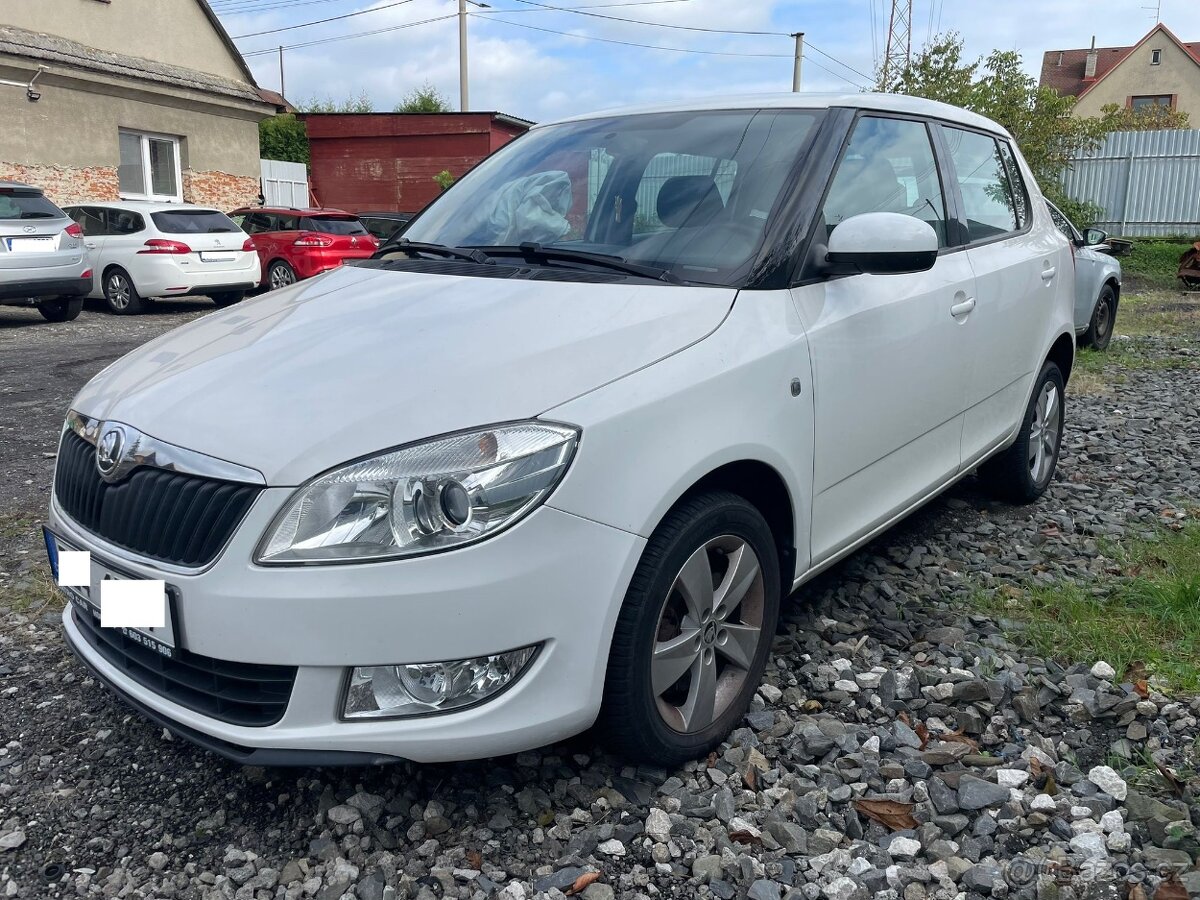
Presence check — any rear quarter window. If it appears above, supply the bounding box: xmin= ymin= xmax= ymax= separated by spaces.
xmin=151 ymin=209 xmax=241 ymax=234
xmin=0 ymin=189 xmax=64 ymax=220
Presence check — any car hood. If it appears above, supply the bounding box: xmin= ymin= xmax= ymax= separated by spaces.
xmin=72 ymin=264 xmax=735 ymax=485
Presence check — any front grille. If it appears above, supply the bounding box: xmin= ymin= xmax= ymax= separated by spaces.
xmin=54 ymin=430 xmax=261 ymax=567
xmin=72 ymin=603 xmax=295 ymax=727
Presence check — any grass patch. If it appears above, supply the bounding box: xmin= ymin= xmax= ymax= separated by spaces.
xmin=1121 ymin=239 xmax=1196 ymax=291
xmin=978 ymin=523 xmax=1200 ymax=691
xmin=0 ymin=514 xmax=37 ymax=541
xmin=1115 ymin=291 xmax=1200 ymax=338
xmin=3 ymin=568 xmax=62 ymax=616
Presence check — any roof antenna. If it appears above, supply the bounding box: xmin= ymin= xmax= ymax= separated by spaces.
xmin=1140 ymin=0 xmax=1161 ymax=22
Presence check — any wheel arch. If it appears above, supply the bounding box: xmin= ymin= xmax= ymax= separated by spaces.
xmin=659 ymin=458 xmax=797 ymax=592
xmin=1046 ymin=330 xmax=1075 ymax=385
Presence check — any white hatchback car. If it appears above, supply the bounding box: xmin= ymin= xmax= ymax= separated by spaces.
xmin=62 ymin=202 xmax=260 ymax=314
xmin=47 ymin=94 xmax=1074 ymax=765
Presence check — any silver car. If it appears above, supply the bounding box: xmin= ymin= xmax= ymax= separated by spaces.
xmin=1046 ymin=200 xmax=1122 ymax=351
xmin=0 ymin=181 xmax=92 ymax=322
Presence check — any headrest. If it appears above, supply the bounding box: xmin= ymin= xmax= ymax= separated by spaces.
xmin=657 ymin=175 xmax=725 ymax=229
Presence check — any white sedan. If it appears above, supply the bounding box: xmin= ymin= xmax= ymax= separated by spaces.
xmin=63 ymin=202 xmax=261 ymax=314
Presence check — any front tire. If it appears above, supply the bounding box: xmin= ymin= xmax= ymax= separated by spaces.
xmin=1080 ymin=284 xmax=1116 ymax=350
xmin=599 ymin=491 xmax=781 ymax=765
xmin=36 ymin=297 xmax=83 ymax=322
xmin=211 ymin=291 xmax=246 ymax=308
xmin=978 ymin=361 xmax=1065 ymax=504
xmin=103 ymin=268 xmax=145 ymax=314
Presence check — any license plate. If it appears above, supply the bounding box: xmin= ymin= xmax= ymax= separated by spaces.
xmin=199 ymin=251 xmax=236 ymax=262
xmin=44 ymin=527 xmax=180 ymax=658
xmin=6 ymin=237 xmax=55 ymax=253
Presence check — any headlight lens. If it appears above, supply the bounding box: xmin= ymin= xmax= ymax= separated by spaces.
xmin=257 ymin=422 xmax=578 ymax=564
xmin=343 ymin=645 xmax=539 ymax=718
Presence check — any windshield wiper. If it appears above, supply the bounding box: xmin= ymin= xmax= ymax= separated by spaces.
xmin=376 ymin=239 xmax=493 ymax=265
xmin=479 ymin=243 xmax=683 ymax=284
xmin=20 ymin=212 xmax=56 ymax=219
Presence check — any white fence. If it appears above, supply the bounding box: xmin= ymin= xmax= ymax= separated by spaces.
xmin=260 ymin=159 xmax=309 ymax=208
xmin=1062 ymin=129 xmax=1200 ymax=237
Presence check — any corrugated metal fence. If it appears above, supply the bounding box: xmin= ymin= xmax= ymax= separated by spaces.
xmin=1062 ymin=129 xmax=1200 ymax=237
xmin=260 ymin=158 xmax=310 ymax=208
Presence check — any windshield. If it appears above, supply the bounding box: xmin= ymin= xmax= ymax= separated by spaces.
xmin=0 ymin=189 xmax=64 ymax=220
xmin=304 ymin=215 xmax=368 ymax=235
xmin=151 ymin=209 xmax=240 ymax=234
xmin=404 ymin=108 xmax=822 ymax=286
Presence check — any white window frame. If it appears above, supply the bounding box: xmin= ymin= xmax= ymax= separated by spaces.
xmin=118 ymin=129 xmax=183 ymax=202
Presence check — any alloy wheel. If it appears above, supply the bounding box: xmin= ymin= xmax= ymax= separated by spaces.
xmin=651 ymin=535 xmax=765 ymax=733
xmin=106 ymin=274 xmax=130 ymax=310
xmin=270 ymin=264 xmax=295 ymax=289
xmin=1027 ymin=380 xmax=1062 ymax=486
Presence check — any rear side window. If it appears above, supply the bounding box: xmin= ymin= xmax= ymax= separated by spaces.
xmin=108 ymin=209 xmax=145 ymax=235
xmin=303 ymin=215 xmax=367 ymax=235
xmin=68 ymin=207 xmax=107 ymax=236
xmin=996 ymin=141 xmax=1032 ymax=229
xmin=942 ymin=128 xmax=1021 ymax=242
xmin=275 ymin=214 xmax=300 ymax=231
xmin=151 ymin=209 xmax=240 ymax=234
xmin=0 ymin=188 xmax=64 ymax=220
xmin=822 ymin=116 xmax=948 ymax=247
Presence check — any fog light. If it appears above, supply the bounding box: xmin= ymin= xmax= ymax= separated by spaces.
xmin=343 ymin=645 xmax=539 ymax=719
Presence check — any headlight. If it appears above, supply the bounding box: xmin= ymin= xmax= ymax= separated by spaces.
xmin=257 ymin=422 xmax=578 ymax=564
xmin=343 ymin=645 xmax=539 ymax=718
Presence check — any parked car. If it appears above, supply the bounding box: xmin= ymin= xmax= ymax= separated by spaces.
xmin=228 ymin=206 xmax=378 ymax=289
xmin=47 ymin=93 xmax=1075 ymax=766
xmin=358 ymin=211 xmax=414 ymax=245
xmin=62 ymin=202 xmax=259 ymax=314
xmin=1045 ymin=200 xmax=1122 ymax=350
xmin=0 ymin=181 xmax=92 ymax=322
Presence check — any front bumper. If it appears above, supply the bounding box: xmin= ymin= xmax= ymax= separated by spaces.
xmin=50 ymin=497 xmax=644 ymax=763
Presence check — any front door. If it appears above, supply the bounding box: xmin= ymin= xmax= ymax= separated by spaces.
xmin=790 ymin=114 xmax=976 ymax=564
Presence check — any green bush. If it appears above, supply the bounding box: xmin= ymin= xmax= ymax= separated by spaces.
xmin=1123 ymin=239 xmax=1197 ymax=288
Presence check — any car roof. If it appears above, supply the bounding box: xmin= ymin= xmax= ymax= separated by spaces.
xmin=357 ymin=211 xmax=411 ymax=218
xmin=0 ymin=180 xmax=41 ymax=192
xmin=234 ymin=206 xmax=355 ymax=217
xmin=545 ymin=92 xmax=1011 ymax=138
xmin=67 ymin=201 xmax=225 ymax=213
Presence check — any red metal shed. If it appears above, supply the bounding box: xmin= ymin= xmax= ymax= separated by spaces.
xmin=298 ymin=111 xmax=533 ymax=216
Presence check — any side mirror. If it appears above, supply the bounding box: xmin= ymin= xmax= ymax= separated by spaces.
xmin=826 ymin=212 xmax=939 ymax=276
xmin=1083 ymin=227 xmax=1109 ymax=247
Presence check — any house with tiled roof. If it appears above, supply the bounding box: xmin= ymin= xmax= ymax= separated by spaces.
xmin=1039 ymin=22 xmax=1200 ymax=120
xmin=0 ymin=0 xmax=274 ymax=209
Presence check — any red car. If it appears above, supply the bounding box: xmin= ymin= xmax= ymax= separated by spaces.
xmin=228 ymin=206 xmax=378 ymax=289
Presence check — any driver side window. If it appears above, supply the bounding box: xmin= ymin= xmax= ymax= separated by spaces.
xmin=823 ymin=116 xmax=948 ymax=247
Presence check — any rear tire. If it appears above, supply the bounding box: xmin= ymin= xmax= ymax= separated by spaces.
xmin=599 ymin=491 xmax=781 ymax=765
xmin=1080 ymin=284 xmax=1116 ymax=350
xmin=211 ymin=291 xmax=246 ymax=308
xmin=103 ymin=268 xmax=145 ymax=314
xmin=36 ymin=297 xmax=83 ymax=322
xmin=266 ymin=260 xmax=296 ymax=290
xmin=978 ymin=361 xmax=1065 ymax=504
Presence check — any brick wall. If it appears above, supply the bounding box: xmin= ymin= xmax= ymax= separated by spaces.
xmin=182 ymin=170 xmax=261 ymax=210
xmin=0 ymin=162 xmax=120 ymax=205
xmin=0 ymin=162 xmax=259 ymax=210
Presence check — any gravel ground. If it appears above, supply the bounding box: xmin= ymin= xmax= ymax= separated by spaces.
xmin=2 ymin=296 xmax=1199 ymax=900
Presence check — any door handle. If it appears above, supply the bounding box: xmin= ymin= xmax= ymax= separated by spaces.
xmin=950 ymin=297 xmax=976 ymax=318
xmin=1041 ymin=266 xmax=1057 ymax=281
xmin=84 ymin=242 xmax=96 ymax=249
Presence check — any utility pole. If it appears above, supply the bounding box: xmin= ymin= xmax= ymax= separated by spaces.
xmin=457 ymin=0 xmax=469 ymax=112
xmin=278 ymin=46 xmax=285 ymax=97
xmin=791 ymin=32 xmax=804 ymax=91
xmin=880 ymin=0 xmax=913 ymax=86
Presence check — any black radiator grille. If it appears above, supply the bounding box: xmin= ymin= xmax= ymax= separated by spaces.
xmin=54 ymin=430 xmax=261 ymax=567
xmin=72 ymin=604 xmax=295 ymax=727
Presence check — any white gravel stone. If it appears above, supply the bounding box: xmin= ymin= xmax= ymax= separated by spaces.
xmin=996 ymin=769 xmax=1029 ymax=788
xmin=1100 ymin=810 xmax=1124 ymax=834
xmin=645 ymin=808 xmax=671 ymax=844
xmin=1087 ymin=765 xmax=1128 ymax=801
xmin=1090 ymin=661 xmax=1117 ymax=680
xmin=597 ymin=839 xmax=626 ymax=857
xmin=888 ymin=836 xmax=921 ymax=860
xmin=497 ymin=882 xmax=527 ymax=900
xmin=833 ymin=679 xmax=860 ymax=693
xmin=1030 ymin=794 xmax=1056 ymax=812
xmin=1070 ymin=833 xmax=1108 ymax=859
xmin=758 ymin=684 xmax=782 ymax=703
xmin=1107 ymin=831 xmax=1132 ymax=852
xmin=824 ymin=876 xmax=862 ymax=900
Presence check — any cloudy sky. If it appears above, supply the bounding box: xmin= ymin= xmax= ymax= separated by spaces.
xmin=215 ymin=0 xmax=1194 ymax=122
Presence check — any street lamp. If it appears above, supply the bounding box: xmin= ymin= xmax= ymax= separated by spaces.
xmin=458 ymin=0 xmax=490 ymax=112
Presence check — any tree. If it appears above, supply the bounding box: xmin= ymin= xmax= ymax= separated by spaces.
xmin=259 ymin=113 xmax=309 ymax=165
xmin=433 ymin=170 xmax=455 ymax=191
xmin=299 ymin=91 xmax=373 ymax=113
xmin=395 ymin=82 xmax=452 ymax=113
xmin=1097 ymin=102 xmax=1190 ymax=131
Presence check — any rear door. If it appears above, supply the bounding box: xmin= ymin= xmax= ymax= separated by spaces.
xmin=98 ymin=208 xmax=149 ymax=287
xmin=938 ymin=127 xmax=1069 ymax=465
xmin=791 ymin=113 xmax=976 ymax=564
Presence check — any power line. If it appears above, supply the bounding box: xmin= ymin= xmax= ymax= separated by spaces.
xmin=803 ymin=42 xmax=874 ymax=83
xmin=231 ymin=0 xmax=414 ymax=38
xmin=497 ymin=0 xmax=787 ymax=36
xmin=468 ymin=13 xmax=792 ymax=58
xmin=211 ymin=0 xmax=352 ymax=13
xmin=240 ymin=12 xmax=454 ymax=55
